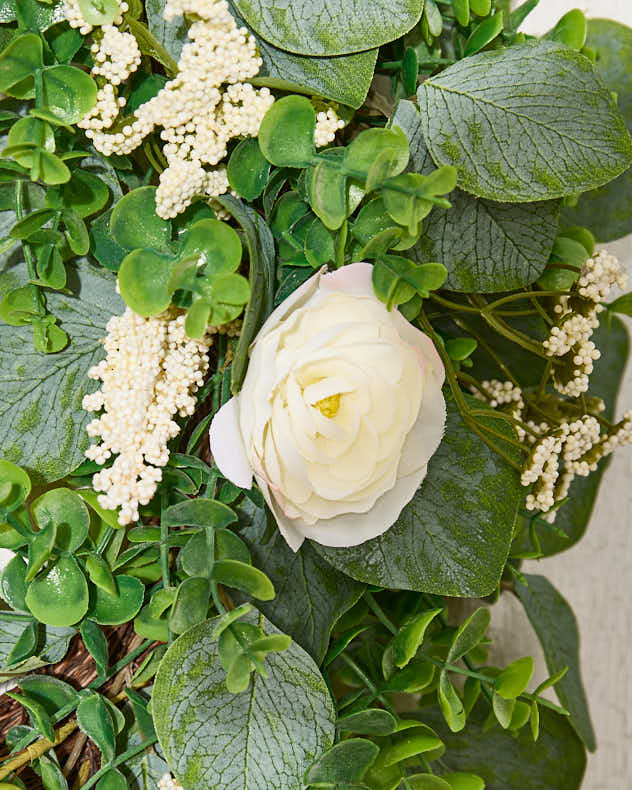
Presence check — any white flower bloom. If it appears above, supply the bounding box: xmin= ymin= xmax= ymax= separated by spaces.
xmin=210 ymin=262 xmax=446 ymax=551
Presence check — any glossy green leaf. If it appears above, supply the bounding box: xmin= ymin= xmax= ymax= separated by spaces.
xmin=110 ymin=186 xmax=172 ymax=251
xmin=80 ymin=619 xmax=108 ymax=674
xmin=306 ymin=160 xmax=347 ymax=229
xmin=0 ymin=33 xmax=43 ymax=95
xmin=438 ymin=673 xmax=466 ymax=732
xmin=345 ymin=127 xmax=409 ymax=181
xmin=25 ymin=555 xmax=88 ymax=627
xmin=85 ymin=554 xmax=117 ymax=597
xmin=0 ymin=460 xmax=31 ymax=512
xmin=7 ymin=118 xmax=54 ymax=167
xmin=38 ymin=754 xmax=69 ymax=790
xmin=35 ymin=151 xmax=71 ymax=185
xmin=337 ymin=708 xmax=397 ymax=736
xmin=211 ymin=559 xmax=275 ymax=601
xmin=546 ymin=9 xmax=587 ymax=50
xmin=164 ymin=498 xmax=237 ymax=529
xmin=168 ymin=577 xmax=210 ymax=634
xmin=1 ymin=555 xmax=29 ymax=611
xmin=10 ymin=209 xmax=57 ymax=240
xmin=407 ymin=775 xmax=451 ymax=790
xmin=25 ymin=521 xmax=56 ymax=583
xmin=76 ymin=692 xmax=116 ymax=763
xmin=117 ymin=247 xmax=175 ymax=316
xmin=372 ymin=256 xmax=446 ymax=310
xmin=305 ymin=738 xmax=379 ymax=785
xmin=153 ymin=610 xmax=335 ymax=789
xmin=77 ymin=0 xmax=120 ymax=25
xmin=61 ymin=170 xmax=109 ymax=219
xmin=258 ymin=96 xmax=316 ymax=167
xmin=515 ymin=574 xmax=595 ymax=751
xmin=453 ymin=0 xmax=469 ymax=26
xmin=392 ymin=608 xmax=442 ymax=668
xmin=87 ymin=574 xmax=144 ymax=626
xmin=32 ymin=488 xmax=90 ymax=553
xmin=447 ymin=608 xmax=490 ymax=664
xmin=492 ymin=691 xmax=515 ymax=729
xmin=134 ymin=603 xmax=169 ymax=642
xmin=443 ymin=774 xmax=485 ymax=790
xmin=464 ymin=11 xmax=503 ymax=56
xmin=418 ymin=40 xmax=632 ymax=201
xmin=41 ymin=65 xmax=97 ymax=125
xmin=6 ymin=620 xmax=38 ymax=667
xmin=470 ymin=0 xmax=491 ymax=14
xmin=227 ymin=138 xmax=270 ymax=200
xmin=315 ymin=399 xmax=522 ymax=596
xmin=495 ymin=656 xmax=534 ymax=699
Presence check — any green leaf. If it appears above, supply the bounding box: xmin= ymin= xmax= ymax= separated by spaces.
xmin=464 ymin=11 xmax=503 ymax=56
xmin=515 ymin=574 xmax=595 ymax=751
xmin=110 ymin=187 xmax=172 ymax=251
xmin=408 ymin=776 xmax=452 ymax=790
xmin=144 ymin=0 xmax=187 ymax=60
xmin=305 ymin=738 xmax=379 ymax=785
xmin=546 ymin=9 xmax=587 ymax=51
xmin=231 ymin=0 xmax=424 ymax=56
xmin=117 ymin=248 xmax=175 ymax=316
xmin=6 ymin=691 xmax=54 ymax=742
xmin=10 ymin=209 xmax=57 ymax=240
xmin=1 ymin=555 xmax=28 ymax=611
xmin=85 ymin=554 xmax=117 ymax=597
xmin=87 ymin=574 xmax=144 ymax=626
xmin=495 ymin=656 xmax=534 ymax=699
xmin=315 ymin=398 xmax=522 ymax=596
xmin=0 ymin=260 xmax=124 ymax=485
xmin=492 ymin=691 xmax=515 ymax=729
xmin=418 ymin=40 xmax=632 ymax=201
xmin=306 ymin=161 xmax=348 ymax=229
xmin=392 ymin=608 xmax=443 ymax=668
xmin=609 ymin=293 xmax=632 ymax=316
xmin=163 ymin=498 xmax=237 ymax=529
xmin=38 ymin=754 xmax=69 ymax=790
xmin=17 ymin=676 xmax=78 ymax=720
xmin=80 ymin=619 xmax=108 ymax=675
xmin=211 ymin=559 xmax=275 ymax=601
xmin=6 ymin=620 xmax=38 ymax=667
xmin=438 ymin=673 xmax=466 ymax=732
xmin=76 ymin=0 xmax=120 ymax=26
xmin=25 ymin=520 xmax=56 ymax=583
xmin=236 ymin=500 xmax=364 ymax=664
xmin=442 ymin=773 xmax=485 ymax=790
xmin=32 ymin=488 xmax=90 ymax=553
xmin=337 ymin=708 xmax=397 ymax=736
xmin=41 ymin=65 xmax=97 ymax=125
xmin=258 ymin=96 xmax=316 ymax=168
xmin=61 ymin=171 xmax=109 ymax=219
xmin=0 ymin=613 xmax=75 ymax=676
xmin=25 ymin=555 xmax=89 ymax=627
xmin=447 ymin=608 xmax=490 ymax=664
xmin=0 ymin=460 xmax=31 ymax=512
xmin=168 ymin=577 xmax=210 ymax=634
xmin=77 ymin=692 xmax=116 ymax=763
xmin=420 ymin=701 xmax=585 ymax=790
xmin=561 ymin=20 xmax=632 ymax=241
xmin=153 ymin=610 xmax=335 ymax=789
xmin=372 ymin=256 xmax=446 ymax=309
xmin=0 ymin=33 xmax=42 ymax=95
xmin=227 ymin=137 xmax=271 ymax=200
xmin=95 ymin=768 xmax=126 ymax=790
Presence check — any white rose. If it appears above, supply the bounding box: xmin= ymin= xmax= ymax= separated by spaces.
xmin=210 ymin=262 xmax=446 ymax=551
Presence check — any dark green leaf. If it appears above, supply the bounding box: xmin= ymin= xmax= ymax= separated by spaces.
xmin=227 ymin=138 xmax=271 ymax=200
xmin=515 ymin=574 xmax=595 ymax=751
xmin=0 ymin=33 xmax=42 ymax=95
xmin=7 ymin=620 xmax=38 ymax=666
xmin=164 ymin=498 xmax=237 ymax=529
xmin=337 ymin=708 xmax=397 ymax=735
xmin=1 ymin=555 xmax=29 ymax=611
xmin=41 ymin=65 xmax=97 ymax=125
xmin=110 ymin=186 xmax=171 ymax=251
xmin=211 ymin=559 xmax=275 ymax=601
xmin=0 ymin=613 xmax=75 ymax=675
xmin=168 ymin=577 xmax=210 ymax=634
xmin=6 ymin=690 xmax=54 ymax=741
xmin=76 ymin=692 xmax=116 ymax=763
xmin=19 ymin=675 xmax=79 ymax=715
xmin=87 ymin=574 xmax=144 ymax=626
xmin=80 ymin=619 xmax=108 ymax=674
xmin=32 ymin=488 xmax=90 ymax=553
xmin=25 ymin=555 xmax=89 ymax=627
xmin=305 ymin=738 xmax=379 ymax=785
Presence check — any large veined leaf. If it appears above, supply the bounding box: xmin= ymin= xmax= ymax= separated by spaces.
xmin=237 ymin=500 xmax=364 ymax=664
xmin=511 ymin=318 xmax=629 ymax=556
xmin=515 ymin=574 xmax=595 ymax=752
xmin=562 ymin=19 xmax=632 ymax=241
xmin=315 ymin=399 xmax=522 ymax=597
xmin=418 ymin=40 xmax=632 ymax=202
xmin=0 ymin=254 xmax=123 ymax=484
xmin=227 ymin=2 xmax=376 ymax=109
xmin=153 ymin=611 xmax=335 ymax=789
xmin=420 ymin=701 xmax=586 ymax=790
xmin=391 ymin=100 xmax=560 ymax=292
xmin=0 ymin=613 xmax=75 ymax=677
xmin=145 ymin=0 xmax=188 ymax=61
xmin=232 ymin=0 xmax=424 ymax=56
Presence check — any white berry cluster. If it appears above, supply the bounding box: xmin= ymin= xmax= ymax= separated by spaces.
xmin=82 ymin=307 xmax=212 ymax=525
xmin=545 ymin=250 xmax=627 ymax=396
xmin=83 ymin=0 xmax=274 ymax=219
xmin=314 ymin=108 xmax=345 ymax=148
xmin=62 ymin=0 xmax=128 ymax=36
xmin=90 ymin=25 xmax=141 ymax=85
xmin=78 ymin=83 xmax=126 ymax=133
xmin=158 ymin=775 xmax=183 ymax=790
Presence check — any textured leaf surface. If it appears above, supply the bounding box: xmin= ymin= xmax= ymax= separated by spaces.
xmin=153 ymin=610 xmax=335 ymax=789
xmin=237 ymin=500 xmax=364 ymax=664
xmin=562 ymin=19 xmax=632 ymax=241
xmin=232 ymin=0 xmax=423 ymax=56
xmin=392 ymin=100 xmax=560 ymax=291
xmin=145 ymin=0 xmax=187 ymax=61
xmin=315 ymin=399 xmax=521 ymax=596
xmin=0 ymin=249 xmax=123 ymax=484
xmin=421 ymin=701 xmax=585 ymax=790
xmin=515 ymin=574 xmax=595 ymax=752
xmin=227 ymin=3 xmax=377 ymax=108
xmin=0 ymin=613 xmax=75 ymax=677
xmin=418 ymin=40 xmax=632 ymax=202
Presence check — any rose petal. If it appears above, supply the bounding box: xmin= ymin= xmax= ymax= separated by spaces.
xmin=209 ymin=398 xmax=253 ymax=489
xmin=392 ymin=309 xmax=445 ymax=385
xmin=320 ymin=261 xmax=374 ymax=296
xmin=257 ymin=476 xmax=305 ymax=551
xmin=398 ymin=374 xmax=446 ymax=477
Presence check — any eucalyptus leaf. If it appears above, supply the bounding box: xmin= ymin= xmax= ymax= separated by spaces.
xmin=41 ymin=65 xmax=97 ymax=125
xmin=25 ymin=555 xmax=89 ymax=627
xmin=153 ymin=610 xmax=335 ymax=789
xmin=304 ymin=738 xmax=379 ymax=785
xmin=76 ymin=692 xmax=116 ymax=764
xmin=0 ymin=613 xmax=75 ymax=676
xmin=32 ymin=488 xmax=90 ymax=553
xmin=515 ymin=574 xmax=595 ymax=751
xmin=110 ymin=186 xmax=172 ymax=251
xmin=87 ymin=574 xmax=144 ymax=626
xmin=315 ymin=399 xmax=521 ymax=596
xmin=418 ymin=40 xmax=632 ymax=201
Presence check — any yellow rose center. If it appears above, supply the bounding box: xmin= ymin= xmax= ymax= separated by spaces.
xmin=314 ymin=393 xmax=341 ymax=418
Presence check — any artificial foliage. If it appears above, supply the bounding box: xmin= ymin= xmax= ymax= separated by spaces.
xmin=0 ymin=0 xmax=631 ymax=789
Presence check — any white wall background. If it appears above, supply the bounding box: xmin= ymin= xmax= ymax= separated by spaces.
xmin=488 ymin=4 xmax=632 ymax=789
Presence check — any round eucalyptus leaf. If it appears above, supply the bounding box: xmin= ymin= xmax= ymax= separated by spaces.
xmin=61 ymin=170 xmax=110 ymax=218
xmin=88 ymin=574 xmax=144 ymax=625
xmin=36 ymin=246 xmax=66 ymax=290
xmin=179 ymin=219 xmax=242 ymax=274
xmin=31 ymin=488 xmax=90 ymax=553
xmin=344 ymin=127 xmax=409 ymax=180
xmin=37 ymin=150 xmax=71 ymax=185
xmin=110 ymin=186 xmax=172 ymax=250
xmin=77 ymin=0 xmax=120 ymax=25
xmin=25 ymin=555 xmax=89 ymax=626
xmin=546 ymin=9 xmax=587 ymax=51
xmin=258 ymin=96 xmax=316 ymax=168
xmin=227 ymin=138 xmax=270 ymax=200
xmin=41 ymin=65 xmax=97 ymax=125
xmin=0 ymin=460 xmax=31 ymax=512
xmin=0 ymin=555 xmax=29 ymax=611
xmin=0 ymin=33 xmax=43 ymax=95
xmin=118 ymin=247 xmax=175 ymax=317
xmin=7 ymin=118 xmax=54 ymax=167
xmin=95 ymin=768 xmax=127 ymax=790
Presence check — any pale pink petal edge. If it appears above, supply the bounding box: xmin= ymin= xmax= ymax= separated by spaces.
xmin=209 ymin=398 xmax=253 ymax=490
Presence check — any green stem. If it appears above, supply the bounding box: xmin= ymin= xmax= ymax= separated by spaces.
xmin=339 ymin=654 xmax=395 ymax=715
xmin=452 ymin=316 xmax=520 ymax=386
xmin=364 ymin=591 xmax=397 ymax=635
xmin=429 ymin=292 xmax=481 ymax=314
xmin=80 ymin=736 xmax=158 ymax=790
xmin=464 ymin=417 xmax=523 ymax=471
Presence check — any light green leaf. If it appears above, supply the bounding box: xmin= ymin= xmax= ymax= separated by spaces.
xmin=41 ymin=65 xmax=97 ymax=125
xmin=545 ymin=9 xmax=587 ymax=51
xmin=0 ymin=33 xmax=42 ymax=96
xmin=76 ymin=0 xmax=119 ymax=25
xmin=418 ymin=40 xmax=632 ymax=201
xmin=232 ymin=0 xmax=424 ymax=56
xmin=447 ymin=608 xmax=490 ymax=664
xmin=77 ymin=692 xmax=116 ymax=763
xmin=495 ymin=656 xmax=534 ymax=699
xmin=32 ymin=488 xmax=90 ymax=553
xmin=25 ymin=555 xmax=89 ymax=627
xmin=515 ymin=574 xmax=595 ymax=752
xmin=492 ymin=692 xmax=515 ymax=729
xmin=153 ymin=610 xmax=335 ymax=790
xmin=561 ymin=19 xmax=632 ymax=241
xmin=304 ymin=738 xmax=379 ymax=785
xmin=110 ymin=186 xmax=172 ymax=251
xmin=211 ymin=559 xmax=275 ymax=601
xmin=392 ymin=608 xmax=443 ymax=668
xmin=315 ymin=399 xmax=521 ymax=596
xmin=236 ymin=499 xmax=363 ymax=664
xmin=337 ymin=708 xmax=397 ymax=736
xmin=0 ymin=259 xmax=123 ymax=485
